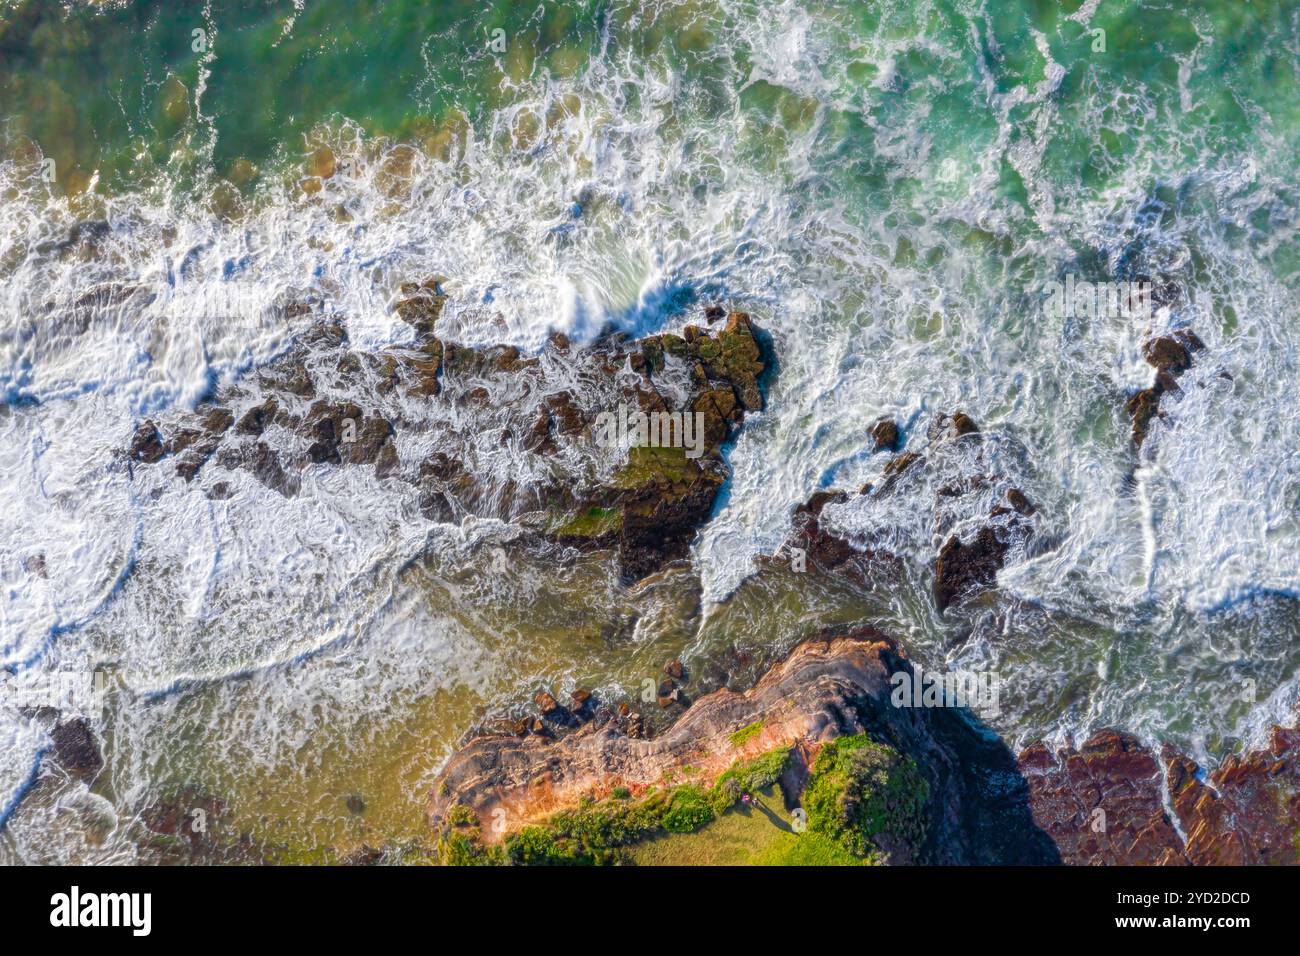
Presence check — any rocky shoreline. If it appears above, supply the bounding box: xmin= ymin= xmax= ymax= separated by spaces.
xmin=45 ymin=273 xmax=1290 ymax=866
xmin=428 ymin=628 xmax=1300 ymax=866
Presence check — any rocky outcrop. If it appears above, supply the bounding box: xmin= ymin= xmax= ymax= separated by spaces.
xmin=122 ymin=292 xmax=767 ymax=582
xmin=1126 ymin=328 xmax=1207 ymax=447
xmin=429 ymin=625 xmax=1300 ymax=866
xmin=428 ymin=627 xmax=1058 ymax=865
xmin=1018 ymin=730 xmax=1187 ymax=865
xmin=1019 ymin=726 xmax=1300 ymax=865
xmin=777 ymin=412 xmax=1042 ymax=612
xmin=1164 ymin=725 xmax=1300 ymax=865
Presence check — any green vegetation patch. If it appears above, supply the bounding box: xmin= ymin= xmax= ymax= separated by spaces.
xmin=802 ymin=734 xmax=930 ymax=864
xmin=551 ymin=505 xmax=622 ymax=538
xmin=438 ymin=746 xmax=793 ymax=866
xmin=727 ymin=719 xmax=764 ymax=748
xmin=613 ymin=445 xmax=699 ymax=489
xmin=631 ymin=786 xmax=863 ymax=866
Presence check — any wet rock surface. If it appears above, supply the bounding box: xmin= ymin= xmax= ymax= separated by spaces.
xmin=1018 ymin=726 xmax=1300 ymax=865
xmin=122 ymin=292 xmax=767 ymax=582
xmin=1127 ymin=327 xmax=1208 ymax=447
xmin=1018 ymin=730 xmax=1187 ymax=865
xmin=778 ymin=412 xmax=1042 ymax=612
xmin=1164 ymin=725 xmax=1300 ymax=865
xmin=49 ymin=717 xmax=104 ymax=783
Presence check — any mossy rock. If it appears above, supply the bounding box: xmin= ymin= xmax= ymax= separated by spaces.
xmin=613 ymin=445 xmax=702 ymax=490
xmin=803 ymin=734 xmax=929 ymax=864
xmin=551 ymin=505 xmax=622 ymax=538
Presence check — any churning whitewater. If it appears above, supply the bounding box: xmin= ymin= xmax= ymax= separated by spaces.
xmin=1 ymin=0 xmax=1298 ymax=863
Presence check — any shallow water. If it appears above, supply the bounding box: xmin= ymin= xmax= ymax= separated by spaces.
xmin=1 ymin=0 xmax=1298 ymax=862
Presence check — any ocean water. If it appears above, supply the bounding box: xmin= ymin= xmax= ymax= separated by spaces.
xmin=1 ymin=0 xmax=1298 ymax=862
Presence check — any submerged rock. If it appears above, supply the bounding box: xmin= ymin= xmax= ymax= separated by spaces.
xmin=1127 ymin=327 xmax=1208 ymax=447
xmin=778 ymin=411 xmax=1041 ymax=612
xmin=49 ymin=717 xmax=104 ymax=782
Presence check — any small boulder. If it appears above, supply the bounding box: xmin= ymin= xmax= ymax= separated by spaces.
xmin=870 ymin=417 xmax=901 ymax=452
xmin=50 ymin=718 xmax=104 ymax=782
xmin=128 ymin=421 xmax=165 ymax=464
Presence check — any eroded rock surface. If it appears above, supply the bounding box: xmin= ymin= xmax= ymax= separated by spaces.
xmin=1018 ymin=730 xmax=1187 ymax=865
xmin=1019 ymin=726 xmax=1300 ymax=865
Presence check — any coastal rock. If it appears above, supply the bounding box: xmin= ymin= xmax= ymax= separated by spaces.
xmin=49 ymin=717 xmax=104 ymax=782
xmin=427 ymin=628 xmax=1058 ymax=865
xmin=1127 ymin=328 xmax=1207 ymax=447
xmin=870 ymin=416 xmax=900 ymax=452
xmin=122 ymin=296 xmax=768 ymax=582
xmin=1018 ymin=730 xmax=1187 ymax=865
xmin=933 ymin=526 xmax=1008 ymax=612
xmin=1164 ymin=726 xmax=1300 ymax=865
xmin=128 ymin=421 xmax=165 ymax=464
xmin=1018 ymin=726 xmax=1300 ymax=865
xmin=777 ymin=412 xmax=1040 ymax=613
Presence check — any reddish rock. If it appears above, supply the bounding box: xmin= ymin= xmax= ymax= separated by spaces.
xmin=427 ymin=628 xmax=1056 ymax=864
xmin=882 ymin=450 xmax=922 ymax=480
xmin=1018 ymin=730 xmax=1187 ymax=865
xmin=1165 ymin=726 xmax=1300 ymax=865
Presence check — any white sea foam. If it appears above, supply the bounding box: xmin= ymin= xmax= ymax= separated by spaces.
xmin=1 ymin=0 xmax=1298 ymax=858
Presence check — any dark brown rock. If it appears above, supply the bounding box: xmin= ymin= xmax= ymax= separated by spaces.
xmin=394 ymin=280 xmax=446 ymax=336
xmin=934 ymin=526 xmax=1008 ymax=612
xmin=128 ymin=421 xmax=165 ymax=464
xmin=50 ymin=718 xmax=104 ymax=782
xmin=1126 ymin=386 xmax=1163 ymax=447
xmin=1006 ymin=488 xmax=1036 ymax=516
xmin=235 ymin=398 xmax=276 ymax=436
xmin=870 ymin=417 xmax=901 ymax=452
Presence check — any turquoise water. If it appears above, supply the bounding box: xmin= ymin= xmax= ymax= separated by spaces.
xmin=1 ymin=0 xmax=1298 ymax=861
